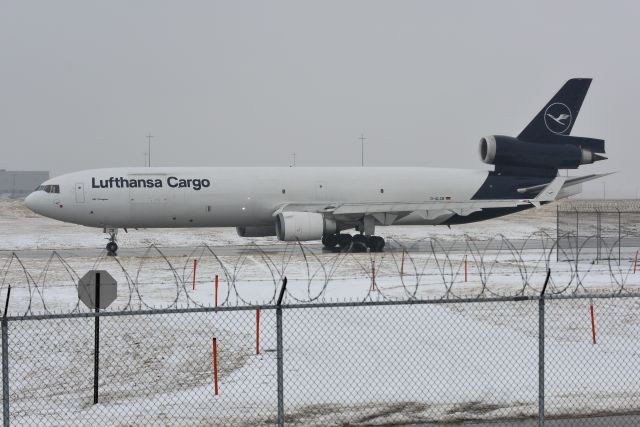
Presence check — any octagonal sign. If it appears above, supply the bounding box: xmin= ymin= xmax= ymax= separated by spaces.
xmin=78 ymin=270 xmax=117 ymax=310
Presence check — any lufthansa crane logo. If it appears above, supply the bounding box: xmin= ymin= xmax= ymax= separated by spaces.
xmin=544 ymin=102 xmax=572 ymax=134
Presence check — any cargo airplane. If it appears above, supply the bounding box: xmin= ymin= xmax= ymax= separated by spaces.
xmin=25 ymin=78 xmax=608 ymax=255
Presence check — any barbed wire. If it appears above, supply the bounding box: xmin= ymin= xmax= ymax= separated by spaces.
xmin=1 ymin=232 xmax=639 ymax=316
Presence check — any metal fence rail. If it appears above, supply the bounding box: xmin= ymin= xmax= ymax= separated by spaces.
xmin=1 ymin=291 xmax=639 ymax=426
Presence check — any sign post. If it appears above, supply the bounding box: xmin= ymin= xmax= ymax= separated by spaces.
xmin=94 ymin=273 xmax=100 ymax=404
xmin=78 ymin=270 xmax=117 ymax=405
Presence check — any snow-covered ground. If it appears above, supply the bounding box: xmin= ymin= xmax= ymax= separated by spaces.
xmin=2 ymin=198 xmax=638 ymax=314
xmin=1 ymin=198 xmax=640 ymax=425
xmin=6 ymin=293 xmax=640 ymax=425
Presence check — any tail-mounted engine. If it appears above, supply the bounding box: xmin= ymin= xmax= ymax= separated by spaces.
xmin=479 ymin=135 xmax=606 ymax=175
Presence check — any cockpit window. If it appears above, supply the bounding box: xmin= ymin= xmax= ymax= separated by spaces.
xmin=37 ymin=184 xmax=60 ymax=193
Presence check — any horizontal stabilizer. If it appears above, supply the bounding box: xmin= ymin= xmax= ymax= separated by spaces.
xmin=517 ymin=173 xmax=613 ymax=194
xmin=532 ymin=176 xmax=566 ymax=204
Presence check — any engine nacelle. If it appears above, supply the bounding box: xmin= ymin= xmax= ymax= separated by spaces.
xmin=236 ymin=226 xmax=277 ymax=238
xmin=275 ymin=212 xmax=337 ymax=241
xmin=479 ymin=135 xmax=601 ymax=170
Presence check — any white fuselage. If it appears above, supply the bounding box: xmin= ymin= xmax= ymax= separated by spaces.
xmin=25 ymin=167 xmax=490 ymax=229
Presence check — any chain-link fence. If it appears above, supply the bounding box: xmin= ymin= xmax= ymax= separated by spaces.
xmin=1 ymin=290 xmax=639 ymax=426
xmin=557 ymin=202 xmax=640 ymax=264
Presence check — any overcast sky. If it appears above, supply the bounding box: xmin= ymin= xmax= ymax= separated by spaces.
xmin=1 ymin=1 xmax=638 ymax=197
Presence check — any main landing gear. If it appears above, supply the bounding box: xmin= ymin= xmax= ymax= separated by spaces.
xmin=322 ymin=233 xmax=385 ymax=252
xmin=105 ymin=228 xmax=118 ymax=256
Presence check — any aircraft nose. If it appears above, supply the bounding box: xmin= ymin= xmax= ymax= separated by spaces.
xmin=25 ymin=192 xmax=39 ymax=213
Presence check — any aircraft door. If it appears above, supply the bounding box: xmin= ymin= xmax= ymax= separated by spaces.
xmin=75 ymin=183 xmax=85 ymax=203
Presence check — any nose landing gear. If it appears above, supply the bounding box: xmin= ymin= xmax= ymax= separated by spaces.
xmin=104 ymin=228 xmax=118 ymax=256
xmin=106 ymin=241 xmax=118 ymax=255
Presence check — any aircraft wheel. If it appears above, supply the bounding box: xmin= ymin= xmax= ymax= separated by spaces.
xmin=337 ymin=234 xmax=352 ymax=249
xmin=322 ymin=234 xmax=338 ymax=248
xmin=351 ymin=234 xmax=368 ymax=252
xmin=106 ymin=241 xmax=118 ymax=255
xmin=368 ymin=236 xmax=385 ymax=252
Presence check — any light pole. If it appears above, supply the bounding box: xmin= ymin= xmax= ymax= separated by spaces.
xmin=602 ymin=182 xmax=606 ymax=200
xmin=146 ymin=133 xmax=154 ymax=167
xmin=358 ymin=134 xmax=366 ymax=167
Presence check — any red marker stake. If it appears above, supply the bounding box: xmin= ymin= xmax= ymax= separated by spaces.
xmin=192 ymin=258 xmax=198 ymax=291
xmin=371 ymin=261 xmax=377 ymax=291
xmin=590 ymin=302 xmax=597 ymax=345
xmin=634 ymin=250 xmax=638 ymax=274
xmin=400 ymin=250 xmax=405 ymax=277
xmin=214 ymin=274 xmax=219 ymax=307
xmin=213 ymin=337 xmax=219 ymax=395
xmin=256 ymin=309 xmax=260 ymax=355
xmin=464 ymin=255 xmax=468 ymax=283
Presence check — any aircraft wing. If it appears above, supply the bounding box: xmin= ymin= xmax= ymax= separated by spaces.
xmin=274 ymin=177 xmax=567 ymax=224
xmin=276 ymin=199 xmax=531 ymax=226
xmin=329 ymin=199 xmax=532 ymax=216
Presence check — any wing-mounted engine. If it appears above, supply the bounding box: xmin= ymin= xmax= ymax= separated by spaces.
xmin=275 ymin=212 xmax=336 ymax=241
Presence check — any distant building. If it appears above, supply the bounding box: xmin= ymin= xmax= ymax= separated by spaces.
xmin=0 ymin=170 xmax=50 ymax=198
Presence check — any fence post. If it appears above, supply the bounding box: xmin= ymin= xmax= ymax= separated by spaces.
xmin=2 ymin=286 xmax=11 ymax=427
xmin=256 ymin=309 xmax=260 ymax=355
xmin=596 ymin=211 xmax=601 ymax=263
xmin=212 ymin=338 xmax=218 ymax=396
xmin=214 ymin=274 xmax=219 ymax=307
xmin=576 ymin=211 xmax=579 ymax=270
xmin=556 ymin=206 xmax=559 ymax=262
xmin=538 ymin=269 xmax=550 ymax=427
xmin=590 ymin=300 xmax=597 ymax=345
xmin=276 ymin=277 xmax=288 ymax=427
